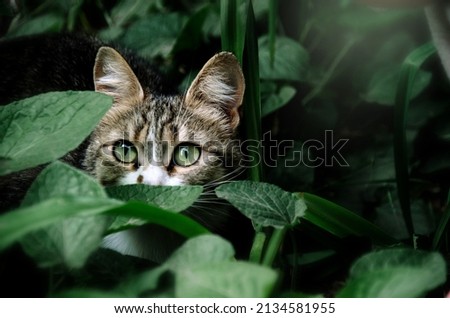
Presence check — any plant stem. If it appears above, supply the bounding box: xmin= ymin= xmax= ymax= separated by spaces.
xmin=262 ymin=227 xmax=287 ymax=266
xmin=249 ymin=231 xmax=267 ymax=263
xmin=289 ymin=230 xmax=299 ymax=290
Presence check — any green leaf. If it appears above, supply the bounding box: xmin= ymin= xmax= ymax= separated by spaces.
xmin=21 ymin=214 xmax=110 ymax=269
xmin=106 ymin=184 xmax=203 ymax=212
xmin=115 ymin=266 xmax=167 ymax=297
xmin=19 ymin=162 xmax=111 ymax=269
xmin=242 ymin=0 xmax=262 ymax=182
xmin=172 ymin=5 xmax=210 ymax=54
xmin=363 ymin=66 xmax=432 ymax=106
xmin=258 ymin=35 xmax=309 ymax=82
xmin=120 ymin=13 xmax=187 ymax=59
xmin=0 ymin=197 xmax=122 ymax=252
xmin=261 ymin=82 xmax=296 ymax=117
xmin=106 ymin=202 xmax=210 ymax=238
xmin=394 ymin=42 xmax=437 ymax=238
xmin=7 ymin=13 xmax=64 ymax=37
xmin=220 ymin=0 xmax=247 ymax=63
xmin=106 ymin=185 xmax=203 ymax=233
xmin=165 ymin=235 xmax=235 ymax=271
xmin=216 ymin=181 xmax=307 ymax=228
xmin=103 ymin=235 xmax=233 ymax=297
xmin=432 ymin=190 xmax=450 ymax=250
xmin=0 ymin=91 xmax=113 ymax=176
xmin=175 ymin=261 xmax=278 ymax=297
xmin=98 ymin=26 xmax=124 ymax=42
xmin=337 ymin=248 xmax=447 ymax=297
xmin=301 ymin=193 xmax=397 ymax=246
xmin=336 ymin=7 xmax=417 ymax=32
xmin=0 ymin=198 xmax=209 ymax=260
xmin=22 ymin=161 xmax=107 ymax=207
xmin=110 ymin=0 xmax=158 ymax=27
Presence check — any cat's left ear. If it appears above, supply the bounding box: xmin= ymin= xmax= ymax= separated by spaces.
xmin=185 ymin=52 xmax=245 ymax=129
xmin=94 ymin=47 xmax=144 ymax=104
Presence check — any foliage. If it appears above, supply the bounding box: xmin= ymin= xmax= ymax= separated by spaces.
xmin=0 ymin=0 xmax=449 ymax=297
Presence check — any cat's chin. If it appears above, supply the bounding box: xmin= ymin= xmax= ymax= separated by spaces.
xmin=117 ymin=166 xmax=184 ymax=186
xmin=101 ymin=225 xmax=185 ymax=263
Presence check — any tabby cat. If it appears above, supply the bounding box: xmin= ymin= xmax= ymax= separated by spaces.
xmin=0 ymin=34 xmax=250 ymax=261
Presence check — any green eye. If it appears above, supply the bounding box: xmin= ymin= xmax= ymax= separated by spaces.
xmin=173 ymin=144 xmax=201 ymax=167
xmin=112 ymin=140 xmax=138 ymax=164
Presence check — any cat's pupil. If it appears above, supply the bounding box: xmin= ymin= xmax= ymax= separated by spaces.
xmin=173 ymin=144 xmax=200 ymax=167
xmin=180 ymin=147 xmax=189 ymax=159
xmin=113 ymin=140 xmax=137 ymax=164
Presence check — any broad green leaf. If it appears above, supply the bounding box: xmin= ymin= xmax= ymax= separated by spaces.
xmin=261 ymin=82 xmax=296 ymax=117
xmin=21 ymin=214 xmax=110 ymax=269
xmin=165 ymin=235 xmax=235 ymax=271
xmin=203 ymin=4 xmax=221 ymax=37
xmin=106 ymin=184 xmax=203 ymax=233
xmin=363 ymin=66 xmax=432 ymax=106
xmin=7 ymin=14 xmax=64 ymax=37
xmin=216 ymin=181 xmax=307 ymax=228
xmin=120 ymin=13 xmax=187 ymax=59
xmin=301 ymin=193 xmax=397 ymax=246
xmin=110 ymin=0 xmax=159 ymax=27
xmin=106 ymin=184 xmax=203 ymax=212
xmin=172 ymin=5 xmax=210 ymax=54
xmin=336 ymin=7 xmax=417 ymax=32
xmin=175 ymin=261 xmax=277 ymax=297
xmin=0 ymin=91 xmax=113 ymax=176
xmin=98 ymin=26 xmax=124 ymax=42
xmin=116 ymin=235 xmax=234 ymax=297
xmin=115 ymin=267 xmax=168 ymax=297
xmin=22 ymin=161 xmax=107 ymax=207
xmin=258 ymin=35 xmax=309 ymax=82
xmin=0 ymin=198 xmax=209 ymax=256
xmin=106 ymin=202 xmax=210 ymax=238
xmin=0 ymin=197 xmax=122 ymax=252
xmin=19 ymin=162 xmax=110 ymax=268
xmin=337 ymin=248 xmax=447 ymax=297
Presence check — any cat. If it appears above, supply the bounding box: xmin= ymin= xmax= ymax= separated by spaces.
xmin=0 ymin=33 xmax=251 ymax=261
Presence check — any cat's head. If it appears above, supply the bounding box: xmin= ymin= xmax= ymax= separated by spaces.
xmin=84 ymin=47 xmax=245 ymax=187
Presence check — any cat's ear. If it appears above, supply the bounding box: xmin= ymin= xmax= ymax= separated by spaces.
xmin=185 ymin=52 xmax=245 ymax=129
xmin=94 ymin=47 xmax=144 ymax=104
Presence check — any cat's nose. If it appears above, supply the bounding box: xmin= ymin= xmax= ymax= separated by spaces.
xmin=140 ymin=166 xmax=168 ymax=185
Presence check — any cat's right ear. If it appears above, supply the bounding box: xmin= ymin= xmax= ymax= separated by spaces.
xmin=185 ymin=52 xmax=245 ymax=129
xmin=94 ymin=47 xmax=144 ymax=104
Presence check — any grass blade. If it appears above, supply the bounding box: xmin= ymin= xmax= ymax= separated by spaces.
xmin=220 ymin=0 xmax=237 ymax=53
xmin=394 ymin=42 xmax=436 ymax=240
xmin=242 ymin=0 xmax=262 ymax=182
xmin=220 ymin=0 xmax=246 ymax=63
xmin=268 ymin=0 xmax=277 ymax=67
xmin=432 ymin=190 xmax=450 ymax=250
xmin=300 ymin=193 xmax=397 ymax=246
xmin=221 ymin=0 xmax=261 ymax=181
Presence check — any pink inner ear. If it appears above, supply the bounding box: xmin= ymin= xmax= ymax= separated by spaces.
xmin=184 ymin=53 xmax=245 ymax=127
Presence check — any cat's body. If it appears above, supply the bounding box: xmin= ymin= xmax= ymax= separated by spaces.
xmin=0 ymin=33 xmax=250 ymax=261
